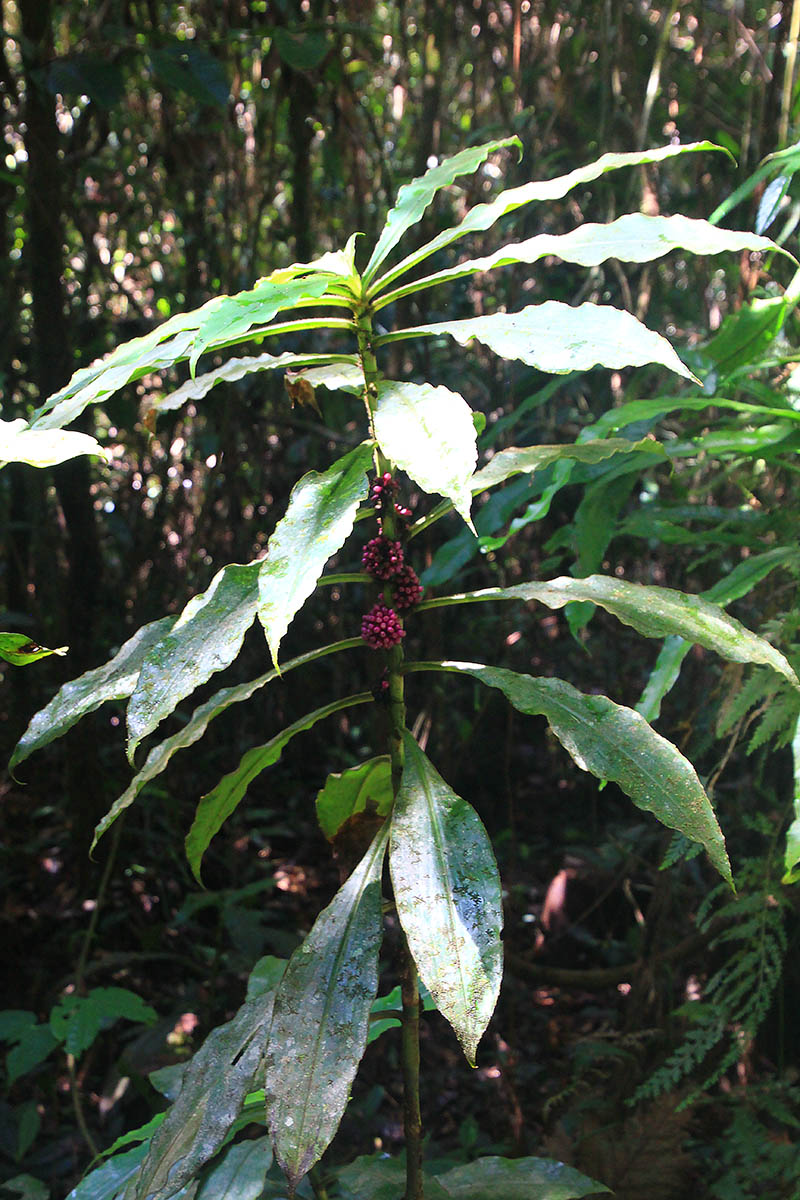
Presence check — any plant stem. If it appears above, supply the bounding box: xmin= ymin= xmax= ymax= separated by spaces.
xmin=354 ymin=303 xmax=423 ymax=1199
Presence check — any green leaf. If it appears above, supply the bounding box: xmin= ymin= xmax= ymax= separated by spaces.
xmin=130 ymin=960 xmax=286 ymax=1200
xmin=149 ymin=42 xmax=230 ymax=107
xmin=70 ymin=1144 xmax=152 ymax=1200
xmin=370 ymin=141 xmax=727 ymax=296
xmin=422 ymin=575 xmax=798 ymax=689
xmin=709 ymin=139 xmax=800 ymax=225
xmin=49 ymin=989 xmax=158 ymax=1058
xmin=469 ymin=437 xmax=666 ymax=493
xmin=694 ymin=270 xmax=800 ymax=385
xmin=154 ymin=351 xmax=358 ymax=414
xmin=5 ymin=1025 xmax=59 ymax=1086
xmin=0 ymin=633 xmax=68 ymax=667
xmin=783 ymin=717 xmax=800 ymax=885
xmin=185 ymin=692 xmax=371 ymax=883
xmin=127 ymin=563 xmax=262 ymax=761
xmin=374 ymin=382 xmax=477 ymax=530
xmin=316 ymin=756 xmax=393 ymax=839
xmin=3 ymin=1174 xmax=50 ymax=1200
xmin=363 ymin=136 xmax=521 ymax=284
xmin=336 ymin=1156 xmax=450 ymax=1200
xmin=411 ymin=662 xmax=732 ymax=885
xmin=376 ymin=214 xmax=786 ymax=308
xmin=32 ymin=275 xmax=334 ymax=430
xmin=195 ymin=1139 xmax=271 ymax=1200
xmin=273 ymin=28 xmax=329 ymax=71
xmin=366 ymin=983 xmax=436 ymax=1045
xmin=436 ymin=1155 xmax=611 ymax=1199
xmin=91 ymin=639 xmax=362 ymax=852
xmin=257 ymin=442 xmax=373 ymax=667
xmin=389 ymin=733 xmax=503 ymax=1064
xmin=11 ymin=617 xmax=175 ymax=774
xmin=265 ymin=826 xmax=389 ymax=1190
xmin=0 ymin=1011 xmax=37 ymax=1042
xmin=0 ymin=417 xmax=110 ymax=468
xmin=381 ymin=303 xmax=697 ymax=383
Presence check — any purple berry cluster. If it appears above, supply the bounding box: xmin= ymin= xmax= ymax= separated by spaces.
xmin=360 ymin=472 xmax=423 ymax=652
xmin=361 ymin=599 xmax=406 ymax=649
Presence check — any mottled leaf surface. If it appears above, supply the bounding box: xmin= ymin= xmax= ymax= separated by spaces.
xmin=127 ymin=563 xmax=262 ymax=761
xmin=185 ymin=693 xmax=371 ymax=883
xmin=91 ymin=639 xmax=361 ymax=852
xmin=11 ymin=617 xmax=175 ymax=774
xmin=265 ymin=826 xmax=389 ymax=1190
xmin=436 ymin=1155 xmax=611 ymax=1198
xmin=363 ymin=136 xmax=520 ymax=283
xmin=420 ymin=662 xmax=732 ymax=885
xmin=383 ymin=303 xmax=696 ymax=382
xmin=129 ymin=959 xmax=286 ymax=1200
xmin=372 ymin=142 xmax=724 ymax=294
xmin=257 ymin=442 xmax=373 ymax=667
xmin=374 ymin=382 xmax=477 ymax=529
xmin=389 ymin=734 xmax=503 ymax=1064
xmin=383 ymin=214 xmax=783 ymax=303
xmin=195 ymin=1139 xmax=271 ymax=1200
xmin=0 ymin=418 xmax=110 ymax=468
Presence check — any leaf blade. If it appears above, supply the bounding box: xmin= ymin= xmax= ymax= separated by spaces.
xmin=389 ymin=733 xmax=503 ymax=1064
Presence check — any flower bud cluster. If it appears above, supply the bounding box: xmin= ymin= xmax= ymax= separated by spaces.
xmin=360 ymin=472 xmax=423 ymax=651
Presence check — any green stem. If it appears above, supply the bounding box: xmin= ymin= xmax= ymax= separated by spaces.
xmin=354 ymin=304 xmax=423 ymax=1200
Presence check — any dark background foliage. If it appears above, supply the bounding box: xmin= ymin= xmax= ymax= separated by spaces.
xmin=2 ymin=2 xmax=800 ymax=1197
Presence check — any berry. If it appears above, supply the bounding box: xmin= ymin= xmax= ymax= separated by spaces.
xmin=361 ymin=600 xmax=405 ymax=649
xmin=362 ymin=535 xmax=404 ymax=580
xmin=370 ymin=472 xmax=399 ymax=510
xmin=393 ymin=564 xmax=423 ymax=610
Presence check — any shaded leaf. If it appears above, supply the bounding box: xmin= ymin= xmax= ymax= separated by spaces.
xmin=0 ymin=417 xmax=110 ymax=468
xmin=783 ymin=718 xmax=800 ymax=885
xmin=389 ymin=734 xmax=503 ymax=1064
xmin=265 ymin=826 xmax=389 ymax=1190
xmin=316 ymin=756 xmax=393 ymax=840
xmin=149 ymin=42 xmax=229 ymax=107
xmin=6 ymin=1025 xmax=59 ymax=1087
xmin=0 ymin=633 xmax=68 ymax=667
xmin=185 ymin=692 xmax=372 ymax=883
xmin=32 ymin=275 xmax=332 ymax=430
xmin=49 ymin=989 xmax=157 ymax=1058
xmin=382 ymin=303 xmax=697 ymax=382
xmin=363 ymin=136 xmax=521 ymax=283
xmin=129 ymin=960 xmax=286 ymax=1200
xmin=127 ymin=563 xmax=262 ymax=761
xmin=273 ymin=28 xmax=328 ymax=71
xmin=91 ymin=639 xmax=361 ymax=852
xmin=336 ymin=1156 xmax=450 ymax=1200
xmin=374 ymin=382 xmax=477 ymax=529
xmin=372 ymin=142 xmax=726 ymax=295
xmin=257 ymin=442 xmax=372 ymax=667
xmin=70 ymin=1144 xmax=153 ymax=1200
xmin=414 ymin=662 xmax=732 ymax=885
xmin=366 ymin=983 xmax=436 ymax=1046
xmin=195 ymin=1139 xmax=271 ymax=1200
xmin=436 ymin=1155 xmax=611 ymax=1198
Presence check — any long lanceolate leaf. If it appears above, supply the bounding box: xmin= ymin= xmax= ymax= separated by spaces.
xmin=368 ymin=141 xmax=727 ymax=296
xmin=90 ymin=638 xmax=363 ymax=853
xmin=362 ymin=136 xmax=521 ymax=285
xmin=389 ymin=734 xmax=503 ymax=1065
xmin=378 ymin=303 xmax=698 ymax=383
xmin=126 ymin=562 xmax=262 ymax=762
xmin=11 ymin=617 xmax=176 ymax=774
xmin=373 ymin=214 xmax=785 ymax=309
xmin=407 ymin=662 xmax=732 ymax=885
xmin=373 ymin=382 xmax=477 ymax=530
xmin=129 ymin=960 xmax=286 ymax=1200
xmin=153 ymin=350 xmax=358 ymax=413
xmin=418 ymin=575 xmax=799 ymax=689
xmin=257 ymin=441 xmax=373 ymax=668
xmin=185 ymin=692 xmax=372 ymax=883
xmin=32 ymin=275 xmax=343 ymax=430
xmin=265 ymin=825 xmax=389 ymax=1191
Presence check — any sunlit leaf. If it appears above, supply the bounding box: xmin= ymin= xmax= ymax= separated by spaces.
xmin=0 ymin=417 xmax=110 ymax=468
xmin=129 ymin=959 xmax=285 ymax=1200
xmin=316 ymin=756 xmax=393 ymax=839
xmin=11 ymin=617 xmax=175 ymax=774
xmin=257 ymin=442 xmax=373 ymax=667
xmin=0 ymin=633 xmax=68 ymax=667
xmin=266 ymin=826 xmax=388 ymax=1190
xmin=380 ymin=303 xmax=697 ymax=383
xmin=154 ymin=351 xmax=358 ymax=414
xmin=371 ymin=141 xmax=727 ymax=295
xmin=389 ymin=734 xmax=502 ymax=1064
xmin=91 ymin=639 xmax=361 ymax=852
xmin=363 ymin=136 xmax=521 ymax=284
xmin=374 ymin=382 xmax=477 ymax=529
xmin=470 ymin=437 xmax=665 ymax=492
xmin=185 ymin=693 xmax=371 ymax=883
xmin=377 ymin=214 xmax=785 ymax=307
xmin=127 ymin=563 xmax=262 ymax=761
xmin=411 ymin=662 xmax=732 ymax=885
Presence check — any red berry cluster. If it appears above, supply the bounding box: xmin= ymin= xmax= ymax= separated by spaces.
xmin=362 ymin=535 xmax=404 ymax=580
xmin=360 ymin=472 xmax=423 ymax=652
xmin=361 ymin=599 xmax=406 ymax=649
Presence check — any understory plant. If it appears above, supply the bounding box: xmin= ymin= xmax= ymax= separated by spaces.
xmin=11 ymin=137 xmax=800 ymax=1200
